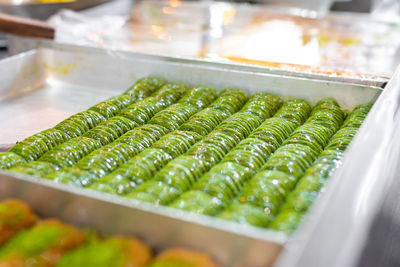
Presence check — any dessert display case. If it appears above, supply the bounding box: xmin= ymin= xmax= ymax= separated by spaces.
xmin=0 ymin=43 xmax=389 ymax=266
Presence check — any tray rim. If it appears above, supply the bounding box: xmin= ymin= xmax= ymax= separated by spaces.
xmin=0 ymin=44 xmax=384 ymax=266
xmin=0 ymin=168 xmax=288 ymax=244
xmin=12 ymin=39 xmax=388 ymax=90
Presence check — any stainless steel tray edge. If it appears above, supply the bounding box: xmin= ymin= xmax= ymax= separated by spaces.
xmin=0 ymin=169 xmax=285 ymax=267
xmin=9 ymin=38 xmax=389 ymax=88
xmin=0 ymin=46 xmax=384 ymax=267
xmin=41 ymin=45 xmax=382 ymax=109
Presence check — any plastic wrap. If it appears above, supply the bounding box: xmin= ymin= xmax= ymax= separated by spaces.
xmin=274 ymin=63 xmax=400 ymax=267
xmin=49 ymin=10 xmax=129 ymax=48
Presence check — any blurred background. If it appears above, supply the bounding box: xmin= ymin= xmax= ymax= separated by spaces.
xmin=2 ymin=0 xmax=400 ymax=78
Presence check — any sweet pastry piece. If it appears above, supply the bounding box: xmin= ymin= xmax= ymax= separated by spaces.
xmin=0 ymin=199 xmax=37 ymax=246
xmin=38 ymin=137 xmax=102 ymax=168
xmin=179 ymin=108 xmax=230 ymax=136
xmin=0 ymin=152 xmax=26 ymax=170
xmin=149 ymin=248 xmax=219 ymax=267
xmin=56 ymin=237 xmax=152 ymax=267
xmin=9 ymin=161 xmax=60 ymax=177
xmin=54 ymin=110 xmax=106 ymax=138
xmin=88 ymin=95 xmax=135 ymax=120
xmin=123 ymin=76 xmax=167 ymax=100
xmin=10 ymin=129 xmax=70 ymax=161
xmin=0 ymin=219 xmax=85 ymax=266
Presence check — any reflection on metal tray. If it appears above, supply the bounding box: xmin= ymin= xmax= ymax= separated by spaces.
xmin=8 ymin=37 xmax=388 ymax=89
xmin=0 ymin=0 xmax=109 ymax=20
xmin=0 ymin=45 xmax=382 ymax=267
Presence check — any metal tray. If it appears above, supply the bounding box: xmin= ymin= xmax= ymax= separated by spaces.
xmin=0 ymin=45 xmax=382 ymax=267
